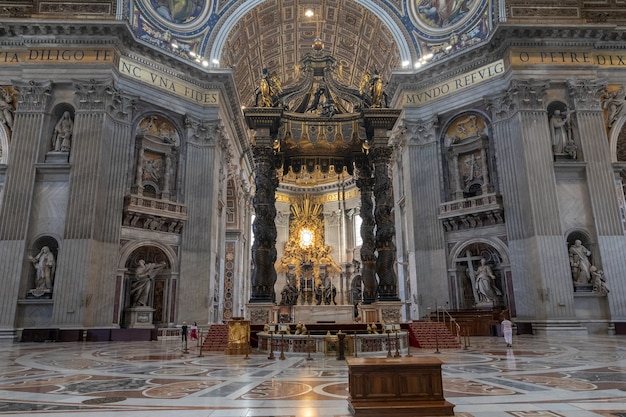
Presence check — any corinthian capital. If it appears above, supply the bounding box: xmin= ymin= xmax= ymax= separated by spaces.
xmin=485 ymin=88 xmax=517 ymax=122
xmin=185 ymin=115 xmax=222 ymax=146
xmin=12 ymin=80 xmax=52 ymax=112
xmin=511 ymin=79 xmax=548 ymax=111
xmin=108 ymin=87 xmax=137 ymax=123
xmin=568 ymin=79 xmax=606 ymax=111
xmin=73 ymin=78 xmax=115 ymax=111
xmin=404 ymin=115 xmax=439 ymax=146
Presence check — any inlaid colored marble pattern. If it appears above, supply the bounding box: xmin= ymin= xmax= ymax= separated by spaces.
xmin=0 ymin=334 xmax=625 ymax=416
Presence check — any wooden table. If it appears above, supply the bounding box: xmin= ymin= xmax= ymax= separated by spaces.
xmin=346 ymin=357 xmax=454 ymax=416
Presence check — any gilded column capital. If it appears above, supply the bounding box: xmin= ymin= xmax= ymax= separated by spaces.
xmin=403 ymin=115 xmax=439 ymax=146
xmin=184 ymin=115 xmax=222 ymax=146
xmin=12 ymin=80 xmax=52 ymax=113
xmin=568 ymin=79 xmax=606 ymax=111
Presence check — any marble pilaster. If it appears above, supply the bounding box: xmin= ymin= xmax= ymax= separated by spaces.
xmin=569 ymin=80 xmax=626 ymax=321
xmin=487 ymin=81 xmax=576 ymax=322
xmin=177 ymin=115 xmax=221 ymax=322
xmin=401 ymin=116 xmax=448 ymax=315
xmin=0 ymin=80 xmax=51 ymax=336
xmin=52 ymin=79 xmax=137 ymax=328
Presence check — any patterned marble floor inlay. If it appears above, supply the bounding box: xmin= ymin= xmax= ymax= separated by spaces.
xmin=0 ymin=334 xmax=625 ymax=416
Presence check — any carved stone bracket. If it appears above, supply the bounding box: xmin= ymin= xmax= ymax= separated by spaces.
xmin=439 ymin=193 xmax=505 ymax=232
xmin=122 ymin=195 xmax=188 ymax=234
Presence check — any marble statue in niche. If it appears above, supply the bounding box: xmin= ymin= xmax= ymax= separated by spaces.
xmin=0 ymin=86 xmax=15 ymax=132
xmin=51 ymin=111 xmax=74 ymax=152
xmin=550 ymin=109 xmax=573 ymax=155
xmin=569 ymin=239 xmax=592 ymax=285
xmin=474 ymin=258 xmax=502 ymax=303
xmin=130 ymin=259 xmax=167 ymax=307
xmin=589 ymin=266 xmax=609 ymax=294
xmin=27 ymin=245 xmax=56 ymax=298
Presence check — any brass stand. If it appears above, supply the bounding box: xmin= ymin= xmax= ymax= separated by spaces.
xmin=394 ymin=332 xmax=401 ymax=358
xmin=268 ymin=333 xmax=275 ymax=360
xmin=405 ymin=333 xmax=412 ymax=357
xmin=306 ymin=333 xmax=313 ymax=361
xmin=198 ymin=328 xmax=203 ymax=357
xmin=244 ymin=344 xmax=251 ymax=360
xmin=279 ymin=333 xmax=286 ymax=360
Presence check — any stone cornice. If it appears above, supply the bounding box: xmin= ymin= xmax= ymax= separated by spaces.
xmin=0 ymin=18 xmax=250 ymax=173
xmin=388 ymin=24 xmax=626 ymax=101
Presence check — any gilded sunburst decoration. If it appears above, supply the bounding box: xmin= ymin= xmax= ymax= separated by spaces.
xmin=277 ymin=194 xmax=340 ymax=281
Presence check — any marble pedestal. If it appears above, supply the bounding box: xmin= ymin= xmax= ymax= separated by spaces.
xmin=293 ymin=305 xmax=354 ymax=323
xmin=125 ymin=306 xmax=155 ymax=328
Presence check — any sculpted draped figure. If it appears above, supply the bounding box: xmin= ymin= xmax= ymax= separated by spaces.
xmin=28 ymin=246 xmax=56 ymax=290
xmin=52 ymin=111 xmax=74 ymax=152
xmin=475 ymin=258 xmax=502 ymax=303
xmin=569 ymin=239 xmax=592 ymax=285
xmin=0 ymin=87 xmax=15 ymax=130
xmin=550 ymin=109 xmax=571 ymax=154
xmin=130 ymin=259 xmax=167 ymax=307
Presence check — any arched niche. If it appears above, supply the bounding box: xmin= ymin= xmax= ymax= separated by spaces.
xmin=565 ymin=229 xmax=595 ymax=290
xmin=44 ymin=104 xmax=75 ymax=163
xmin=448 ymin=238 xmax=510 ymax=311
xmin=547 ymin=100 xmax=579 ymax=161
xmin=119 ymin=241 xmax=177 ymax=327
xmin=26 ymin=235 xmax=60 ymax=299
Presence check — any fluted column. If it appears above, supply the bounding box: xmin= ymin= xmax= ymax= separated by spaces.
xmin=371 ymin=146 xmax=399 ymax=301
xmin=569 ymin=80 xmax=626 ymax=321
xmin=0 ymin=81 xmax=51 ymax=334
xmin=178 ymin=116 xmax=221 ymax=321
xmin=401 ymin=116 xmax=448 ymax=313
xmin=52 ymin=79 xmax=137 ymax=327
xmin=486 ymin=81 xmax=574 ymax=322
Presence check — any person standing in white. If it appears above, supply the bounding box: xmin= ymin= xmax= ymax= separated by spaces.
xmin=501 ymin=318 xmax=513 ymax=348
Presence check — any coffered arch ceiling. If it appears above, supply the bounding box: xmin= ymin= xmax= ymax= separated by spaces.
xmin=131 ymin=0 xmax=495 ymax=109
xmin=219 ymin=0 xmax=402 ymax=109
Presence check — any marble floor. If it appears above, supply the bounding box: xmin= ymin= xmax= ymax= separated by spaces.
xmin=1 ymin=333 xmax=625 ymax=417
